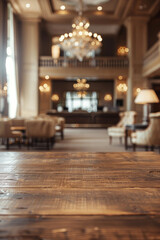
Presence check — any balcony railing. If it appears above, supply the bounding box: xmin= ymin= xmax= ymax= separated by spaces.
xmin=143 ymin=35 xmax=160 ymax=77
xmin=39 ymin=56 xmax=129 ymax=68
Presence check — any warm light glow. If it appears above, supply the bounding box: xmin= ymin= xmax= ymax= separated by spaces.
xmin=117 ymin=46 xmax=129 ymax=56
xmin=59 ymin=15 xmax=102 ymax=61
xmin=0 ymin=83 xmax=7 ymax=96
xmin=97 ymin=6 xmax=102 ymax=11
xmin=135 ymin=89 xmax=159 ymax=104
xmin=25 ymin=3 xmax=30 ymax=8
xmin=77 ymin=91 xmax=87 ymax=98
xmin=60 ymin=5 xmax=65 ymax=10
xmin=39 ymin=83 xmax=50 ymax=93
xmin=45 ymin=75 xmax=50 ymax=80
xmin=73 ymin=79 xmax=90 ymax=91
xmin=51 ymin=94 xmax=59 ymax=101
xmin=118 ymin=75 xmax=123 ymax=80
xmin=117 ymin=83 xmax=128 ymax=92
xmin=136 ymin=88 xmax=141 ymax=94
xmin=104 ymin=94 xmax=112 ymax=101
xmin=51 ymin=45 xmax=60 ymax=59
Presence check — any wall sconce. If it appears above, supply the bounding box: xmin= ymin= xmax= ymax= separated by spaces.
xmin=117 ymin=83 xmax=128 ymax=92
xmin=0 ymin=83 xmax=7 ymax=96
xmin=51 ymin=94 xmax=59 ymax=101
xmin=136 ymin=88 xmax=141 ymax=94
xmin=117 ymin=75 xmax=126 ymax=81
xmin=45 ymin=75 xmax=50 ymax=80
xmin=117 ymin=46 xmax=129 ymax=56
xmin=39 ymin=83 xmax=50 ymax=93
xmin=104 ymin=94 xmax=112 ymax=101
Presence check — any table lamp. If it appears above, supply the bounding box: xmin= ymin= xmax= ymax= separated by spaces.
xmin=135 ymin=89 xmax=159 ymax=124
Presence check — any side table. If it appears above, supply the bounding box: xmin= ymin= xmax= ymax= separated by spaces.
xmin=125 ymin=123 xmax=148 ymax=150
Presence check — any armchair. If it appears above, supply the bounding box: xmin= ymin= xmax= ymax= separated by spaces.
xmin=0 ymin=118 xmax=22 ymax=149
xmin=38 ymin=114 xmax=65 ymax=139
xmin=131 ymin=112 xmax=160 ymax=151
xmin=25 ymin=119 xmax=56 ymax=149
xmin=108 ymin=111 xmax=137 ymax=144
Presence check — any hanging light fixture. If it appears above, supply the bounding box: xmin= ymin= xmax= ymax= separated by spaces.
xmin=117 ymin=46 xmax=129 ymax=56
xmin=73 ymin=78 xmax=90 ymax=98
xmin=117 ymin=83 xmax=128 ymax=93
xmin=59 ymin=14 xmax=102 ymax=61
xmin=73 ymin=78 xmax=90 ymax=91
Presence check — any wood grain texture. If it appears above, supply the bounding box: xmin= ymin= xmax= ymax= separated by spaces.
xmin=0 ymin=152 xmax=160 ymax=239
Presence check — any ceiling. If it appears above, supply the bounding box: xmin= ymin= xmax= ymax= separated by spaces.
xmin=10 ymin=0 xmax=160 ymax=35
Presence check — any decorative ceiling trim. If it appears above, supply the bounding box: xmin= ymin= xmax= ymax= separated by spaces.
xmin=38 ymin=0 xmax=53 ymax=19
xmin=122 ymin=0 xmax=135 ymax=20
xmin=9 ymin=0 xmax=22 ymax=14
xmin=114 ymin=0 xmax=128 ymax=18
xmin=48 ymin=0 xmax=55 ymax=13
xmin=148 ymin=0 xmax=160 ymax=17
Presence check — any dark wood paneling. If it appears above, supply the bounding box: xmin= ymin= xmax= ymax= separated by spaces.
xmin=47 ymin=111 xmax=119 ymax=126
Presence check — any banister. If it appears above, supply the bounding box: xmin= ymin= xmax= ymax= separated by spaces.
xmin=39 ymin=56 xmax=129 ymax=68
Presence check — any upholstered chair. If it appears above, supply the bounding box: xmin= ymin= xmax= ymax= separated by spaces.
xmin=55 ymin=117 xmax=65 ymax=139
xmin=38 ymin=114 xmax=65 ymax=139
xmin=25 ymin=119 xmax=56 ymax=149
xmin=131 ymin=112 xmax=160 ymax=151
xmin=11 ymin=118 xmax=26 ymax=127
xmin=108 ymin=111 xmax=137 ymax=144
xmin=0 ymin=118 xmax=22 ymax=149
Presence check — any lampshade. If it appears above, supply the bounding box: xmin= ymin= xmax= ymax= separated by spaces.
xmin=135 ymin=89 xmax=159 ymax=104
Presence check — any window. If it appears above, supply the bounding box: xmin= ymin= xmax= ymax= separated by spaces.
xmin=65 ymin=91 xmax=98 ymax=112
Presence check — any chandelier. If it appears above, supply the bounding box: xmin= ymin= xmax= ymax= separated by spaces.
xmin=117 ymin=46 xmax=129 ymax=56
xmin=73 ymin=78 xmax=90 ymax=91
xmin=73 ymin=78 xmax=90 ymax=98
xmin=59 ymin=15 xmax=102 ymax=61
xmin=117 ymin=83 xmax=128 ymax=93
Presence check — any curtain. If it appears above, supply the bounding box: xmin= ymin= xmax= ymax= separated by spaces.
xmin=7 ymin=4 xmax=19 ymax=118
xmin=14 ymin=15 xmax=20 ymax=117
xmin=0 ymin=0 xmax=8 ymax=116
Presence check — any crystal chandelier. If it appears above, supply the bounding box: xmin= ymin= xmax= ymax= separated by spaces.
xmin=73 ymin=78 xmax=90 ymax=91
xmin=59 ymin=15 xmax=102 ymax=61
xmin=73 ymin=78 xmax=90 ymax=98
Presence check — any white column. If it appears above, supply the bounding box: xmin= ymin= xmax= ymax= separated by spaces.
xmin=125 ymin=16 xmax=148 ymax=116
xmin=20 ymin=19 xmax=39 ymax=117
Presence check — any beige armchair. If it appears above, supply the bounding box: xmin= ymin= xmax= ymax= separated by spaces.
xmin=25 ymin=119 xmax=56 ymax=149
xmin=131 ymin=112 xmax=160 ymax=151
xmin=0 ymin=118 xmax=22 ymax=149
xmin=11 ymin=117 xmax=26 ymax=127
xmin=55 ymin=117 xmax=65 ymax=139
xmin=38 ymin=114 xmax=65 ymax=139
xmin=108 ymin=111 xmax=137 ymax=144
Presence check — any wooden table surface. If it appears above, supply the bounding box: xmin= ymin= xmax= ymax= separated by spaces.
xmin=0 ymin=152 xmax=160 ymax=239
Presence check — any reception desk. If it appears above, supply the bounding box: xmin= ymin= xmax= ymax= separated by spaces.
xmin=47 ymin=111 xmax=119 ymax=127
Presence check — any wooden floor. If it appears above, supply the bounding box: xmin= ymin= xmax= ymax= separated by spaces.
xmin=0 ymin=152 xmax=160 ymax=239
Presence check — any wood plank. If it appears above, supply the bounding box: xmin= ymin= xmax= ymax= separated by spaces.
xmin=0 ymin=152 xmax=160 ymax=239
xmin=0 ymin=216 xmax=160 ymax=240
xmin=0 ymin=188 xmax=160 ymax=215
xmin=0 ymin=169 xmax=160 ymax=188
